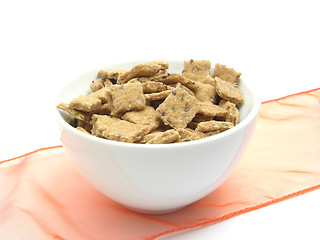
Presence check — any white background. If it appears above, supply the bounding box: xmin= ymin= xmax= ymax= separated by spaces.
xmin=1 ymin=0 xmax=319 ymax=239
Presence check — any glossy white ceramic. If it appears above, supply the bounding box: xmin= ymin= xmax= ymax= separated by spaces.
xmin=55 ymin=60 xmax=260 ymax=214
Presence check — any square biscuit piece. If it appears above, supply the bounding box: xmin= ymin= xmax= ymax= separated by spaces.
xmin=213 ymin=63 xmax=241 ymax=85
xmin=69 ymin=87 xmax=112 ymax=113
xmin=121 ymin=106 xmax=161 ymax=129
xmin=176 ymin=128 xmax=206 ymax=142
xmin=145 ymin=129 xmax=180 ymax=144
xmin=91 ymin=115 xmax=151 ymax=143
xmin=195 ymin=120 xmax=234 ymax=133
xmin=193 ymin=81 xmax=217 ymax=103
xmin=117 ymin=61 xmax=169 ymax=84
xmin=214 ymin=77 xmax=244 ymax=104
xmin=156 ymin=84 xmax=199 ymax=129
xmin=110 ymin=81 xmax=146 ymax=116
xmin=182 ymin=59 xmax=211 ymax=83
xmin=69 ymin=95 xmax=102 ymax=112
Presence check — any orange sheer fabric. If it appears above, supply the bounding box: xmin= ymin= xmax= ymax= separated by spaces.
xmin=1 ymin=89 xmax=320 ymax=240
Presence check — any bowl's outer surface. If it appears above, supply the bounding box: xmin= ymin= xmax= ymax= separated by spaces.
xmin=56 ymin=60 xmax=260 ymax=213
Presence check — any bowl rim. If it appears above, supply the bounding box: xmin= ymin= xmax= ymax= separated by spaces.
xmin=55 ymin=60 xmax=261 ymax=150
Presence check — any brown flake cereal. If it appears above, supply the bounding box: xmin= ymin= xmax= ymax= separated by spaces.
xmin=69 ymin=87 xmax=113 ymax=113
xmin=182 ymin=59 xmax=211 ymax=83
xmin=57 ymin=103 xmax=92 ymax=123
xmin=121 ymin=106 xmax=161 ymax=129
xmin=214 ymin=77 xmax=244 ymax=104
xmin=178 ymin=76 xmax=198 ymax=90
xmin=138 ymin=125 xmax=172 ymax=143
xmin=141 ymin=81 xmax=170 ymax=93
xmin=179 ymin=77 xmax=217 ymax=103
xmin=69 ymin=95 xmax=102 ymax=112
xmin=156 ymin=84 xmax=199 ymax=129
xmin=117 ymin=61 xmax=169 ymax=84
xmin=91 ymin=114 xmax=151 ymax=143
xmin=144 ymin=90 xmax=173 ymax=101
xmin=176 ymin=128 xmax=206 ymax=142
xmin=139 ymin=130 xmax=161 ymax=144
xmin=145 ymin=129 xmax=180 ymax=144
xmin=97 ymin=69 xmax=128 ymax=83
xmin=195 ymin=120 xmax=234 ymax=133
xmin=68 ymin=88 xmax=110 ymax=114
xmin=57 ymin=60 xmax=245 ymax=144
xmin=110 ymin=81 xmax=146 ymax=116
xmin=153 ymin=73 xmax=184 ymax=84
xmin=213 ymin=63 xmax=241 ymax=85
xmin=193 ymin=82 xmax=217 ymax=103
xmin=219 ymin=100 xmax=241 ymax=125
xmin=197 ymin=101 xmax=228 ymax=117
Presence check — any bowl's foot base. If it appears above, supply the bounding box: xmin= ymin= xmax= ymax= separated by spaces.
xmin=124 ymin=205 xmax=188 ymax=215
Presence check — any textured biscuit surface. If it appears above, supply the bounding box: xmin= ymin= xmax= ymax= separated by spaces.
xmin=182 ymin=59 xmax=211 ymax=83
xmin=91 ymin=115 xmax=151 ymax=143
xmin=110 ymin=81 xmax=146 ymax=116
xmin=214 ymin=77 xmax=244 ymax=104
xmin=121 ymin=106 xmax=161 ymax=129
xmin=213 ymin=63 xmax=241 ymax=84
xmin=156 ymin=85 xmax=199 ymax=129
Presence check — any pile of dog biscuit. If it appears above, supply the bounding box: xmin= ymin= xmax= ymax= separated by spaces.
xmin=57 ymin=60 xmax=244 ymax=144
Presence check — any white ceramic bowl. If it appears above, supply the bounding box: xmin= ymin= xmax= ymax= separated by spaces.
xmin=56 ymin=60 xmax=260 ymax=214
